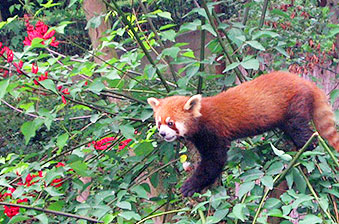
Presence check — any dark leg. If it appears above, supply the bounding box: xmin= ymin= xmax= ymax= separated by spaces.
xmin=181 ymin=139 xmax=229 ymax=197
xmin=281 ymin=118 xmax=316 ymax=150
xmin=281 ymin=90 xmax=317 ymax=150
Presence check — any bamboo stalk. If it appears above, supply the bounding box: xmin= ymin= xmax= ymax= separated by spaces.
xmin=252 ymin=132 xmax=318 ymax=224
xmin=200 ymin=0 xmax=245 ymax=82
xmin=138 ymin=0 xmax=178 ymax=84
xmin=108 ymin=0 xmax=171 ymax=92
xmin=259 ymin=0 xmax=269 ymax=28
xmin=197 ymin=17 xmax=206 ymax=94
xmin=298 ymin=167 xmax=336 ymax=223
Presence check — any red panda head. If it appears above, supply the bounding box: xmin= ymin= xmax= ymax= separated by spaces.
xmin=147 ymin=95 xmax=202 ymax=142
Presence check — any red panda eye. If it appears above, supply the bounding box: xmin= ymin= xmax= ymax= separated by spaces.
xmin=168 ymin=121 xmax=174 ymax=127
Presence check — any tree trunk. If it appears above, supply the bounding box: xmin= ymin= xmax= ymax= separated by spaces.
xmin=83 ymin=0 xmax=117 ymax=63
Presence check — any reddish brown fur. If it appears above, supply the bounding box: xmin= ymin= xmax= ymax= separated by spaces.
xmin=150 ymin=71 xmax=338 ymax=197
xmin=154 ymin=71 xmax=338 ymax=151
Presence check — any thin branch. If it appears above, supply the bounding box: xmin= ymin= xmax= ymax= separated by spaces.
xmin=107 ymin=0 xmax=171 ymax=92
xmin=197 ymin=17 xmax=206 ymax=94
xmin=252 ymin=132 xmax=318 ymax=224
xmin=138 ymin=0 xmax=178 ymax=84
xmin=200 ymin=0 xmax=245 ymax=82
xmin=298 ymin=167 xmax=336 ymax=223
xmin=242 ymin=0 xmax=251 ymax=26
xmin=0 ymin=202 xmax=102 ymax=223
xmin=259 ymin=0 xmax=269 ymax=28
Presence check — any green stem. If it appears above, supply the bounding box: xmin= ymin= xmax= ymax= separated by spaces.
xmin=318 ymin=135 xmax=339 ymax=168
xmin=197 ymin=17 xmax=206 ymax=94
xmin=200 ymin=0 xmax=245 ymax=82
xmin=298 ymin=167 xmax=335 ymax=223
xmin=211 ymin=10 xmax=242 ymax=62
xmin=259 ymin=0 xmax=269 ymax=28
xmin=198 ymin=209 xmax=206 ymax=224
xmin=252 ymin=132 xmax=318 ymax=224
xmin=101 ymin=89 xmax=147 ymax=105
xmin=108 ymin=0 xmax=171 ymax=92
xmin=135 ymin=208 xmax=188 ymax=224
xmin=138 ymin=0 xmax=178 ymax=84
xmin=242 ymin=1 xmax=251 ymax=26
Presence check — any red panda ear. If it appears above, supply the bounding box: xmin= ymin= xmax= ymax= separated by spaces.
xmin=147 ymin=97 xmax=160 ymax=109
xmin=184 ymin=95 xmax=202 ymax=117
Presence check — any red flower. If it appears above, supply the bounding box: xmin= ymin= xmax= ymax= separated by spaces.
xmin=4 ymin=205 xmax=19 ymax=218
xmin=31 ymin=63 xmax=38 ymax=74
xmin=61 ymin=88 xmax=70 ymax=95
xmin=93 ymin=137 xmax=117 ymax=150
xmin=34 ymin=80 xmax=39 ymax=85
xmin=61 ymin=95 xmax=67 ymax=104
xmin=17 ymin=198 xmax=28 ymax=203
xmin=7 ymin=49 xmax=13 ymax=63
xmin=23 ymin=20 xmax=59 ymax=47
xmin=13 ymin=60 xmax=23 ymax=74
xmin=51 ymin=178 xmax=63 ymax=188
xmin=118 ymin=139 xmax=132 ymax=151
xmin=56 ymin=162 xmax=65 ymax=167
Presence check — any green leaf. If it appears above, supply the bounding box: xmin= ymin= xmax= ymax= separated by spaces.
xmin=88 ymin=78 xmax=105 ymax=95
xmin=118 ymin=211 xmax=141 ymax=221
xmin=238 ymin=181 xmax=255 ymax=199
xmin=299 ymin=214 xmax=322 ymax=224
xmin=21 ymin=121 xmax=36 ymax=144
xmin=8 ymin=215 xmax=30 ymax=224
xmin=0 ymin=79 xmax=9 ymax=100
xmin=264 ymin=198 xmax=282 ymax=209
xmin=157 ymin=11 xmax=172 ymax=21
xmin=162 ymin=46 xmax=180 ymax=59
xmin=270 ymin=143 xmax=292 ymax=161
xmin=30 ymin=38 xmax=46 ymax=49
xmin=261 ymin=176 xmax=274 ymax=190
xmin=267 ymin=161 xmax=284 ymax=175
xmin=47 ymin=201 xmax=65 ymax=211
xmin=69 ymin=160 xmax=89 ymax=177
xmin=252 ymin=31 xmax=279 ymax=39
xmin=223 ymin=62 xmax=240 ymax=72
xmin=120 ymin=125 xmax=135 ymax=140
xmin=57 ymin=133 xmax=69 ymax=151
xmin=45 ymin=186 xmax=63 ymax=196
xmin=0 ymin=178 xmax=13 ymax=188
xmin=330 ymin=89 xmax=339 ymax=104
xmin=102 ymin=214 xmax=115 ymax=224
xmin=131 ymin=185 xmax=149 ymax=199
xmin=116 ymin=201 xmax=132 ymax=210
xmin=232 ymin=203 xmax=246 ymax=222
xmin=275 ymin=46 xmax=290 ymax=58
xmin=134 ymin=142 xmax=153 ymax=156
xmin=271 ymin=9 xmax=290 ymax=18
xmin=291 ymin=194 xmax=313 ymax=209
xmin=240 ymin=169 xmax=264 ymax=181
xmin=292 ymin=168 xmax=306 ymax=193
xmin=241 ymin=58 xmax=259 ymax=70
xmin=35 ymin=213 xmax=49 ymax=224
xmin=40 ymin=79 xmax=57 ymax=94
xmin=246 ymin=41 xmax=265 ymax=51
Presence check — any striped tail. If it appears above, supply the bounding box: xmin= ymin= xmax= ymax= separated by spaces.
xmin=312 ymin=87 xmax=339 ymax=151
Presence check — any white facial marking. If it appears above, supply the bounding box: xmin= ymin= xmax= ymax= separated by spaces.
xmin=165 ymin=117 xmax=171 ymax=123
xmin=159 ymin=124 xmax=177 ymax=142
xmin=175 ymin=122 xmax=187 ymax=136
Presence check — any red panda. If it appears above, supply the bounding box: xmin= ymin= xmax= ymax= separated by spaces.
xmin=147 ymin=71 xmax=339 ymax=197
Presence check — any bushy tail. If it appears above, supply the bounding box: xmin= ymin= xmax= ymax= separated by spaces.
xmin=312 ymin=87 xmax=339 ymax=151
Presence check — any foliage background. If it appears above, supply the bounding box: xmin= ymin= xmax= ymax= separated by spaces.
xmin=0 ymin=0 xmax=338 ymax=223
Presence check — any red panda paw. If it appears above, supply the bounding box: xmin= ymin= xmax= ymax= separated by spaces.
xmin=181 ymin=179 xmax=203 ymax=197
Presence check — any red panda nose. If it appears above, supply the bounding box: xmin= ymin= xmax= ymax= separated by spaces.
xmin=160 ymin=132 xmax=166 ymax=137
